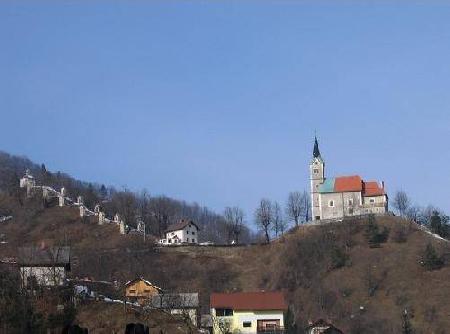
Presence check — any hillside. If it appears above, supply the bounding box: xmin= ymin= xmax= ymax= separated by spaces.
xmin=0 ymin=193 xmax=449 ymax=333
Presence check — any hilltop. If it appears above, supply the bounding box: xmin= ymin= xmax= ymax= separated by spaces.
xmin=0 ymin=192 xmax=449 ymax=333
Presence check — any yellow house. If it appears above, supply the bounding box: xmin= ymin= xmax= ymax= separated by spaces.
xmin=125 ymin=278 xmax=162 ymax=304
xmin=210 ymin=291 xmax=287 ymax=334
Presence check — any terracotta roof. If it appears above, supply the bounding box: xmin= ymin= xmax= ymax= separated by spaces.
xmin=363 ymin=181 xmax=385 ymax=196
xmin=210 ymin=291 xmax=288 ymax=311
xmin=166 ymin=219 xmax=199 ymax=233
xmin=334 ymin=175 xmax=363 ymax=192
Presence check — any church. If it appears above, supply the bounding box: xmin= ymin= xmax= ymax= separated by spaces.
xmin=310 ymin=138 xmax=388 ymax=221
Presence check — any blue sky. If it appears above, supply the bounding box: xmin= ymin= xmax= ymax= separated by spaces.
xmin=1 ymin=1 xmax=450 ymax=222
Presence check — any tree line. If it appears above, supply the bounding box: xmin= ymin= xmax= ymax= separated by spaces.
xmin=392 ymin=190 xmax=449 ymax=239
xmin=0 ymin=151 xmax=254 ymax=244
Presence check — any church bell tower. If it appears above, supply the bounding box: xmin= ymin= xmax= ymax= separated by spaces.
xmin=310 ymin=137 xmax=325 ymax=221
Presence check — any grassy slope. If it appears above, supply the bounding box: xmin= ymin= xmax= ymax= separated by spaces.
xmin=0 ymin=199 xmax=449 ymax=333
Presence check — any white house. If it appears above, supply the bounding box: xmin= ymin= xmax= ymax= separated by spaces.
xmin=210 ymin=291 xmax=287 ymax=334
xmin=159 ymin=219 xmax=199 ymax=245
xmin=18 ymin=246 xmax=71 ymax=287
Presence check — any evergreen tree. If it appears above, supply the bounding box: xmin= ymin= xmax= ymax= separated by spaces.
xmin=99 ymin=184 xmax=108 ymax=199
xmin=429 ymin=211 xmax=442 ymax=236
xmin=284 ymin=307 xmax=298 ymax=334
xmin=402 ymin=309 xmax=413 ymax=334
xmin=421 ymin=243 xmax=444 ymax=271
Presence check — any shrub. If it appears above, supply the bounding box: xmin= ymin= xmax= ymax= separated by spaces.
xmin=392 ymin=226 xmax=408 ymax=243
xmin=364 ymin=216 xmax=389 ymax=247
xmin=330 ymin=247 xmax=349 ymax=269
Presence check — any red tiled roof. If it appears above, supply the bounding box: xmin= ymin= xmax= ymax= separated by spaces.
xmin=334 ymin=175 xmax=362 ymax=192
xmin=363 ymin=181 xmax=385 ymax=196
xmin=166 ymin=219 xmax=199 ymax=233
xmin=210 ymin=292 xmax=288 ymax=311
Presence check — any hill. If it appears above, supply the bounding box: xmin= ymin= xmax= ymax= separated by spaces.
xmin=0 ymin=192 xmax=449 ymax=333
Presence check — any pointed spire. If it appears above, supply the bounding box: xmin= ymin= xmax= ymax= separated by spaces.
xmin=313 ymin=136 xmax=321 ymax=158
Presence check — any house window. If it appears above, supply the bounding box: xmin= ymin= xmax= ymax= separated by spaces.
xmin=186 ymin=231 xmax=189 ymax=234
xmin=192 ymin=239 xmax=196 ymax=243
xmin=349 ymin=208 xmax=354 ymax=215
xmin=348 ymin=199 xmax=353 ymax=206
xmin=369 ymin=198 xmax=375 ymax=203
xmin=313 ymin=168 xmax=319 ymax=174
xmin=129 ymin=289 xmax=136 ymax=293
xmin=192 ymin=232 xmax=195 ymax=235
xmin=168 ymin=239 xmax=172 ymax=244
xmin=144 ymin=289 xmax=151 ymax=293
xmin=243 ymin=321 xmax=251 ymax=328
xmin=216 ymin=308 xmax=233 ymax=316
xmin=329 ymin=200 xmax=334 ymax=207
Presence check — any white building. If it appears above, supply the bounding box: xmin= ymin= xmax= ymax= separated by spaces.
xmin=159 ymin=219 xmax=199 ymax=245
xmin=210 ymin=291 xmax=287 ymax=334
xmin=310 ymin=137 xmax=388 ymax=221
xmin=18 ymin=246 xmax=71 ymax=287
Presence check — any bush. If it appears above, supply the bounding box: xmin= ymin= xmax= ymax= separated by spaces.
xmin=330 ymin=247 xmax=349 ymax=269
xmin=364 ymin=215 xmax=390 ymax=247
xmin=392 ymin=226 xmax=408 ymax=243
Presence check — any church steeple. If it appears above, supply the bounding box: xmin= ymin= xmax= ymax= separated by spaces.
xmin=313 ymin=136 xmax=321 ymax=158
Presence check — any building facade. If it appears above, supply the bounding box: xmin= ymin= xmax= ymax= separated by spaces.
xmin=310 ymin=137 xmax=388 ymax=221
xmin=210 ymin=291 xmax=287 ymax=334
xmin=18 ymin=246 xmax=71 ymax=287
xmin=125 ymin=278 xmax=162 ymax=304
xmin=159 ymin=219 xmax=199 ymax=245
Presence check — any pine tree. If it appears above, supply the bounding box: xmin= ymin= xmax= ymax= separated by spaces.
xmin=402 ymin=309 xmax=413 ymax=334
xmin=422 ymin=243 xmax=444 ymax=271
xmin=284 ymin=307 xmax=298 ymax=334
xmin=429 ymin=211 xmax=442 ymax=236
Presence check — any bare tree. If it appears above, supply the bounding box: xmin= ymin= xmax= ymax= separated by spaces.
xmin=286 ymin=191 xmax=309 ymax=226
xmin=223 ymin=206 xmax=245 ymax=244
xmin=406 ymin=205 xmax=420 ymax=223
xmin=286 ymin=192 xmax=301 ymax=227
xmin=149 ymin=196 xmax=177 ymax=237
xmin=301 ymin=190 xmax=311 ymax=222
xmin=255 ymin=199 xmax=273 ymax=243
xmin=272 ymin=201 xmax=283 ymax=237
xmin=393 ymin=191 xmax=410 ymax=217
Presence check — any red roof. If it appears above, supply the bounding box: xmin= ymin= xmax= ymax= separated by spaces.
xmin=363 ymin=181 xmax=385 ymax=196
xmin=210 ymin=292 xmax=288 ymax=311
xmin=334 ymin=175 xmax=362 ymax=192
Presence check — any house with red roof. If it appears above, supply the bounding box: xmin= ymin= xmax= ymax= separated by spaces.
xmin=310 ymin=137 xmax=388 ymax=221
xmin=210 ymin=291 xmax=288 ymax=334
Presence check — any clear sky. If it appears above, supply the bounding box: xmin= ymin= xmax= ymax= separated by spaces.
xmin=1 ymin=1 xmax=450 ymax=222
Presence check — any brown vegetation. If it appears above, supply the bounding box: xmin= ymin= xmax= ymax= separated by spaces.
xmin=1 ymin=194 xmax=449 ymax=333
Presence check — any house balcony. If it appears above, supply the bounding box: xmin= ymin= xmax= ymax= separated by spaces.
xmin=257 ymin=325 xmax=285 ymax=334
